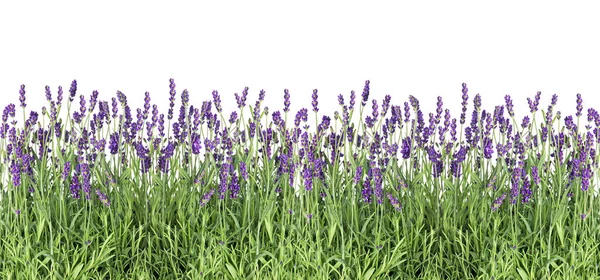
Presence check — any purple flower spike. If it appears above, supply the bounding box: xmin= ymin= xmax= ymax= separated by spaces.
xmin=212 ymin=90 xmax=222 ymax=112
xmin=57 ymin=86 xmax=64 ymax=106
xmin=19 ymin=84 xmax=26 ymax=108
xmin=491 ymin=193 xmax=506 ymax=211
xmin=168 ymin=78 xmax=176 ymax=120
xmin=460 ymin=83 xmax=469 ymax=124
xmin=45 ymin=85 xmax=52 ymax=102
xmin=531 ymin=166 xmax=541 ymax=185
xmin=10 ymin=160 xmax=21 ymax=187
xmin=199 ymin=188 xmax=215 ymax=207
xmin=283 ymin=89 xmax=291 ymax=112
xmin=69 ymin=80 xmax=78 ymax=102
xmin=312 ymin=89 xmax=319 ymax=112
xmin=505 ymin=95 xmax=514 ymax=117
xmin=576 ymin=93 xmax=583 ymax=117
xmin=387 ymin=193 xmax=402 ymax=211
xmin=95 ymin=189 xmax=111 ymax=207
xmin=361 ymin=80 xmax=370 ymax=107
xmin=62 ymin=162 xmax=71 ymax=180
xmin=354 ymin=166 xmax=363 ymax=184
xmin=349 ymin=90 xmax=356 ymax=110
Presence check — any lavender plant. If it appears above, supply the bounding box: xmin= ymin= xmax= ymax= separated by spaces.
xmin=0 ymin=79 xmax=599 ymax=279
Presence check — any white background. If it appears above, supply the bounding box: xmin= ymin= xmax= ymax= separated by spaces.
xmin=1 ymin=1 xmax=599 ymax=126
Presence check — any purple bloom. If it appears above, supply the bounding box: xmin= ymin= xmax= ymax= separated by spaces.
xmin=581 ymin=166 xmax=592 ymax=191
xmin=505 ymin=95 xmax=514 ymax=117
xmin=531 ymin=166 xmax=541 ymax=185
xmin=168 ymin=78 xmax=177 ymax=120
xmin=19 ymin=84 xmax=26 ymax=108
xmin=62 ymin=162 xmax=71 ymax=180
xmin=10 ymin=160 xmax=20 ymax=187
xmin=491 ymin=193 xmax=506 ymax=211
xmin=311 ymin=89 xmax=319 ymax=112
xmin=239 ymin=162 xmax=248 ymax=180
xmin=373 ymin=168 xmax=383 ymax=204
xmin=403 ymin=102 xmax=411 ymax=123
xmin=576 ymin=93 xmax=583 ymax=117
xmin=69 ymin=80 xmax=77 ymax=102
xmin=57 ymin=86 xmax=64 ymax=106
xmin=229 ymin=111 xmax=238 ymax=124
xmin=522 ymin=116 xmax=530 ymax=129
xmin=521 ymin=178 xmax=532 ymax=204
xmin=371 ymin=99 xmax=379 ymax=121
xmin=401 ymin=137 xmax=411 ymax=159
xmin=229 ymin=173 xmax=240 ymax=199
xmin=95 ymin=189 xmax=110 ymax=207
xmin=44 ymin=85 xmax=52 ymax=102
xmin=349 ymin=90 xmax=356 ymax=111
xmin=2 ymin=103 xmax=15 ymax=123
xmin=354 ymin=166 xmax=363 ymax=184
xmin=387 ymin=193 xmax=402 ymax=211
xmin=483 ymin=138 xmax=494 ymax=159
xmin=81 ymin=163 xmax=92 ymax=200
xmin=109 ymin=132 xmax=119 ymax=154
xmin=460 ymin=83 xmax=469 ymax=124
xmin=362 ymin=176 xmax=372 ymax=204
xmin=294 ymin=108 xmax=308 ymax=127
xmin=361 ymin=80 xmax=370 ymax=106
xmin=303 ymin=166 xmax=313 ymax=191
xmin=338 ymin=94 xmax=345 ymax=106
xmin=70 ymin=175 xmax=81 ymax=199
xmin=192 ymin=134 xmax=202 ymax=154
xmin=219 ymin=164 xmax=229 ymax=200
xmin=199 ymin=188 xmax=215 ymax=207
xmin=510 ymin=167 xmax=521 ymax=204
xmin=212 ymin=90 xmax=222 ymax=112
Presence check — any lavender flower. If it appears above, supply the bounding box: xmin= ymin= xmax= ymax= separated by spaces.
xmin=240 ymin=162 xmax=248 ymax=181
xmin=69 ymin=80 xmax=77 ymax=102
xmin=229 ymin=173 xmax=240 ymax=199
xmin=521 ymin=178 xmax=532 ymax=204
xmin=212 ymin=90 xmax=222 ymax=112
xmin=295 ymin=108 xmax=308 ymax=127
xmin=95 ymin=189 xmax=110 ymax=207
xmin=303 ymin=166 xmax=313 ymax=191
xmin=2 ymin=104 xmax=15 ymax=123
xmin=199 ymin=188 xmax=215 ymax=207
xmin=362 ymin=176 xmax=372 ymax=203
xmin=311 ymin=89 xmax=319 ymax=112
xmin=349 ymin=90 xmax=356 ymax=110
xmin=387 ymin=193 xmax=402 ymax=211
xmin=57 ymin=85 xmax=64 ymax=106
xmin=62 ymin=162 xmax=71 ymax=180
xmin=491 ymin=193 xmax=506 ymax=211
xmin=576 ymin=93 xmax=583 ymax=117
xmin=70 ymin=175 xmax=81 ymax=199
xmin=354 ymin=166 xmax=363 ymax=184
xmin=361 ymin=80 xmax=370 ymax=106
xmin=531 ymin=166 xmax=540 ymax=185
xmin=460 ymin=83 xmax=469 ymax=124
xmin=44 ymin=85 xmax=52 ymax=102
xmin=371 ymin=99 xmax=379 ymax=121
xmin=19 ymin=84 xmax=26 ymax=108
xmin=10 ymin=160 xmax=20 ymax=187
xmin=373 ymin=168 xmax=383 ymax=204
xmin=505 ymin=95 xmax=514 ymax=117
xmin=81 ymin=163 xmax=92 ymax=200
xmin=168 ymin=78 xmax=177 ymax=120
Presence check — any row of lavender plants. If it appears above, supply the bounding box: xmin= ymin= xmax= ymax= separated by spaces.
xmin=0 ymin=79 xmax=599 ymax=279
